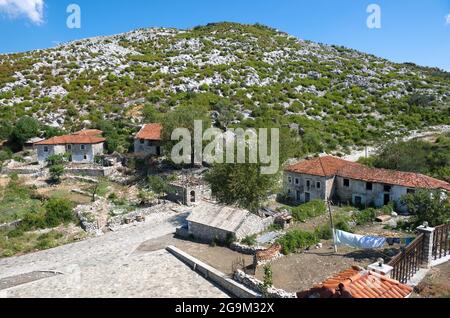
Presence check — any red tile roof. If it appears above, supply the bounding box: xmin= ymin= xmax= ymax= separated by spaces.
xmin=297 ymin=266 xmax=413 ymax=299
xmin=338 ymin=164 xmax=450 ymax=191
xmin=285 ymin=156 xmax=450 ymax=191
xmin=73 ymin=129 xmax=103 ymax=137
xmin=35 ymin=134 xmax=106 ymax=145
xmin=135 ymin=124 xmax=162 ymax=141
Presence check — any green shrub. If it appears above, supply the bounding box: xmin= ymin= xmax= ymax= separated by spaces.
xmin=276 ymin=230 xmax=319 ymax=255
xmin=241 ymin=234 xmax=257 ymax=246
xmin=44 ymin=198 xmax=74 ymax=228
xmin=353 ymin=208 xmax=377 ymax=225
xmin=291 ymin=200 xmax=327 ymax=222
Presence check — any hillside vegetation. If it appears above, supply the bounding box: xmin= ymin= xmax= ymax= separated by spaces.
xmin=0 ymin=22 xmax=449 ymax=156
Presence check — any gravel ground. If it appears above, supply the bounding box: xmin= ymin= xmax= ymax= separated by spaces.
xmin=255 ymin=240 xmax=400 ymax=293
xmin=0 ymin=204 xmax=228 ymax=298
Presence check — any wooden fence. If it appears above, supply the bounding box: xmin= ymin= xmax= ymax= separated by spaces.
xmin=388 ymin=233 xmax=425 ymax=284
xmin=432 ymin=224 xmax=450 ymax=260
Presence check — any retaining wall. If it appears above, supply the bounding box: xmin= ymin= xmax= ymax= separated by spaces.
xmin=166 ymin=245 xmax=260 ymax=298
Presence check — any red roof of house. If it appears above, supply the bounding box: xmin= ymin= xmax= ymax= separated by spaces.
xmin=297 ymin=266 xmax=413 ymax=299
xmin=285 ymin=156 xmax=450 ymax=191
xmin=73 ymin=129 xmax=103 ymax=137
xmin=135 ymin=123 xmax=162 ymax=141
xmin=338 ymin=164 xmax=450 ymax=191
xmin=35 ymin=134 xmax=106 ymax=145
xmin=285 ymin=156 xmax=361 ymax=177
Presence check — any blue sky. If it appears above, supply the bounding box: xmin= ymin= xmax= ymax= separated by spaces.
xmin=1 ymin=0 xmax=450 ymax=70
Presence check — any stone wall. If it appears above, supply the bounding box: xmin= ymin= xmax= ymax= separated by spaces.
xmin=229 ymin=242 xmax=266 ymax=255
xmin=167 ymin=246 xmax=260 ymax=298
xmin=255 ymin=244 xmax=283 ymax=266
xmin=0 ymin=219 xmax=22 ymax=231
xmin=233 ymin=269 xmax=296 ymax=298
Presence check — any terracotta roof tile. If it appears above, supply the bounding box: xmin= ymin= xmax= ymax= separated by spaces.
xmin=285 ymin=156 xmax=450 ymax=191
xmin=285 ymin=156 xmax=354 ymax=177
xmin=73 ymin=129 xmax=103 ymax=137
xmin=35 ymin=134 xmax=106 ymax=145
xmin=297 ymin=266 xmax=413 ymax=299
xmin=135 ymin=123 xmax=162 ymax=141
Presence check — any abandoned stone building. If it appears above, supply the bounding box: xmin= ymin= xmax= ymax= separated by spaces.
xmin=134 ymin=123 xmax=163 ymax=157
xmin=167 ymin=174 xmax=212 ymax=206
xmin=185 ymin=202 xmax=272 ymax=242
xmin=35 ymin=130 xmax=105 ymax=164
xmin=284 ymin=156 xmax=450 ymax=213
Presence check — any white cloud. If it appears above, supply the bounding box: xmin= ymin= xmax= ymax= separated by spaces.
xmin=446 ymin=13 xmax=450 ymax=25
xmin=0 ymin=0 xmax=44 ymax=24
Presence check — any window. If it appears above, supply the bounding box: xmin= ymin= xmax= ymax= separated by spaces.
xmin=407 ymin=189 xmax=416 ymax=194
xmin=316 ymin=181 xmax=321 ymax=189
xmin=306 ymin=180 xmax=311 ymax=189
xmin=295 ymin=178 xmax=299 ymax=185
xmin=43 ymin=146 xmax=49 ymax=153
xmin=67 ymin=145 xmax=72 ymax=151
xmin=140 ymin=139 xmax=145 ymax=144
xmin=83 ymin=154 xmax=87 ymax=160
xmin=80 ymin=144 xmax=86 ymax=150
xmin=366 ymin=182 xmax=373 ymax=191
xmin=288 ymin=177 xmax=292 ymax=184
xmin=384 ymin=185 xmax=392 ymax=192
xmin=343 ymin=179 xmax=350 ymax=187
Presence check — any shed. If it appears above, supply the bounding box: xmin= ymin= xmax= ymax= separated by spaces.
xmin=186 ymin=203 xmax=271 ymax=243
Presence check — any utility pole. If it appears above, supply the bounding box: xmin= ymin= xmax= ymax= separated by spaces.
xmin=327 ymin=199 xmax=338 ymax=253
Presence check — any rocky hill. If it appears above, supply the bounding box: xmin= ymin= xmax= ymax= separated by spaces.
xmin=0 ymin=22 xmax=449 ymax=154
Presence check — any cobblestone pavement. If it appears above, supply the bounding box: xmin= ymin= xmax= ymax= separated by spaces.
xmin=0 ymin=206 xmax=229 ymax=298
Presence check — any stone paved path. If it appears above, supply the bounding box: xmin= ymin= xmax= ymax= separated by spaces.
xmin=0 ymin=206 xmax=228 ymax=298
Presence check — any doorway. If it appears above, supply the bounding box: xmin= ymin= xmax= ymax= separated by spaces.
xmin=305 ymin=192 xmax=311 ymax=203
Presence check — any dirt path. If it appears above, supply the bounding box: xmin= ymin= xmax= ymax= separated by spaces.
xmin=412 ymin=261 xmax=450 ymax=298
xmin=138 ymin=235 xmax=254 ymax=276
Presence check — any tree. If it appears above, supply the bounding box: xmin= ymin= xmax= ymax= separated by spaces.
xmin=49 ymin=165 xmax=64 ymax=184
xmin=401 ymin=190 xmax=450 ymax=227
xmin=373 ymin=140 xmax=429 ymax=173
xmin=47 ymin=154 xmax=65 ymax=184
xmin=204 ymin=162 xmax=277 ymax=212
xmin=148 ymin=175 xmax=168 ymax=197
xmin=161 ymin=103 xmax=210 ymax=165
xmin=9 ymin=116 xmax=41 ymax=151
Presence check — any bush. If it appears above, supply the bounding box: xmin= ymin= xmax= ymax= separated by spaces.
xmin=241 ymin=234 xmax=257 ymax=246
xmin=353 ymin=208 xmax=377 ymax=225
xmin=276 ymin=230 xmax=319 ymax=255
xmin=44 ymin=198 xmax=74 ymax=228
xmin=291 ymin=200 xmax=327 ymax=222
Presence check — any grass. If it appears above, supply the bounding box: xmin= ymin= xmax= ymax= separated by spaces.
xmin=0 ymin=180 xmax=42 ymax=224
xmin=241 ymin=234 xmax=257 ymax=246
xmin=0 ymin=228 xmax=86 ymax=258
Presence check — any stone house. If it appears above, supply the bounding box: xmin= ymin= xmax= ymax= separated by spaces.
xmin=167 ymin=174 xmax=212 ymax=206
xmin=284 ymin=156 xmax=450 ymax=213
xmin=186 ymin=203 xmax=272 ymax=243
xmin=35 ymin=130 xmax=105 ymax=164
xmin=134 ymin=123 xmax=163 ymax=157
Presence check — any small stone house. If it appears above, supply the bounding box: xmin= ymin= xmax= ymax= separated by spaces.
xmin=167 ymin=174 xmax=211 ymax=206
xmin=134 ymin=123 xmax=163 ymax=157
xmin=186 ymin=203 xmax=272 ymax=242
xmin=284 ymin=156 xmax=450 ymax=213
xmin=35 ymin=130 xmax=105 ymax=164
